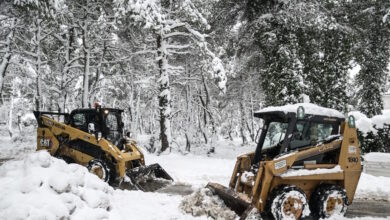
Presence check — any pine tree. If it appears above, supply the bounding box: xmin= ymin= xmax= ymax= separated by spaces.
xmin=302 ymin=1 xmax=353 ymax=112
xmin=350 ymin=0 xmax=390 ymax=117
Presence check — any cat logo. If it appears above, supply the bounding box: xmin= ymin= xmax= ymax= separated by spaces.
xmin=40 ymin=138 xmax=51 ymax=148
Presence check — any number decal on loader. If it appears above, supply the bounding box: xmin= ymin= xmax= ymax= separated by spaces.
xmin=348 ymin=157 xmax=358 ymax=163
xmin=40 ymin=138 xmax=51 ymax=148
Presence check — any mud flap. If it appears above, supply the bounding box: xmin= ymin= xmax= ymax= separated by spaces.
xmin=206 ymin=182 xmax=251 ymax=216
xmin=123 ymin=163 xmax=173 ymax=192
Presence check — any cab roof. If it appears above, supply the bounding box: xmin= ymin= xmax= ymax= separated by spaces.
xmin=254 ymin=103 xmax=345 ymax=121
xmin=70 ymin=108 xmax=124 ymax=114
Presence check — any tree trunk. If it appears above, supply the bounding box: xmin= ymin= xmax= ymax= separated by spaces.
xmin=0 ymin=19 xmax=15 ymax=104
xmin=239 ymin=93 xmax=248 ymax=145
xmin=8 ymin=96 xmax=13 ymax=138
xmin=184 ymin=68 xmax=192 ymax=152
xmin=249 ymin=93 xmax=255 ymax=142
xmin=134 ymin=91 xmax=141 ymax=137
xmin=156 ymin=33 xmax=171 ymax=153
xmin=8 ymin=80 xmax=15 ymax=138
xmin=82 ymin=21 xmax=90 ymax=108
xmin=59 ymin=27 xmax=73 ymax=112
xmin=35 ymin=17 xmax=43 ymax=111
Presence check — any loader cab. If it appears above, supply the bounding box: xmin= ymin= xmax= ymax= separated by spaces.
xmin=253 ymin=105 xmax=345 ymax=164
xmin=69 ymin=108 xmax=124 ymax=145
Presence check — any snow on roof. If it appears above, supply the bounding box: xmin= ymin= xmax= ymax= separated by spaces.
xmin=255 ymin=103 xmax=345 ymax=118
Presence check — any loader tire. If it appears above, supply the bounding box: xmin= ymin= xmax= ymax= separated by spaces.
xmin=266 ymin=185 xmax=308 ymax=220
xmin=309 ymin=184 xmax=347 ymax=219
xmin=87 ymin=159 xmax=113 ymax=183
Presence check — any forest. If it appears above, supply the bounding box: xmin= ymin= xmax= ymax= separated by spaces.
xmin=1 ymin=0 xmax=390 ymax=153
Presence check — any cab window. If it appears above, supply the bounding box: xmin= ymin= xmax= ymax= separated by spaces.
xmin=263 ymin=122 xmax=288 ymax=149
xmin=290 ymin=121 xmax=334 ymax=150
xmin=106 ymin=113 xmax=118 ymax=131
xmin=73 ymin=113 xmax=86 ymax=126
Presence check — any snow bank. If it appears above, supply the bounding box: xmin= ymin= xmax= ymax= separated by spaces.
xmin=364 ymin=152 xmax=390 ymax=163
xmin=349 ymin=110 xmax=390 ymax=135
xmin=256 ymin=103 xmax=345 ymax=118
xmin=0 ymin=151 xmax=202 ymax=220
xmin=0 ymin=151 xmax=113 ymax=220
xmin=355 ymin=173 xmax=390 ymax=201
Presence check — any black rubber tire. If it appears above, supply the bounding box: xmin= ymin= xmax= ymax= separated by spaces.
xmin=309 ymin=184 xmax=348 ymax=219
xmin=87 ymin=159 xmax=112 ymax=183
xmin=266 ymin=185 xmax=308 ymax=220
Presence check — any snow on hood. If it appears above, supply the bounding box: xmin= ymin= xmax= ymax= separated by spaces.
xmin=0 ymin=151 xmax=113 ymax=220
xmin=280 ymin=165 xmax=342 ymax=178
xmin=256 ymin=103 xmax=345 ymax=118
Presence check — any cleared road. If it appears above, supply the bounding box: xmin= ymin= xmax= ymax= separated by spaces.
xmin=346 ymin=199 xmax=390 ymax=218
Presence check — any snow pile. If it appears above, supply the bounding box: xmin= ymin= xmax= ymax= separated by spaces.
xmin=280 ymin=165 xmax=342 ymax=178
xmin=355 ymin=173 xmax=390 ymax=201
xmin=0 ymin=151 xmax=113 ymax=220
xmin=364 ymin=152 xmax=390 ymax=163
xmin=256 ymin=103 xmax=345 ymax=118
xmin=349 ymin=110 xmax=390 ymax=135
xmin=180 ymin=188 xmax=237 ymax=220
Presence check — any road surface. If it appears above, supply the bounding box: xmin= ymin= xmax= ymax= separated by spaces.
xmin=346 ymin=199 xmax=390 ymax=218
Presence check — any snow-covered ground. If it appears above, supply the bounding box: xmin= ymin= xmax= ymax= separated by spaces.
xmin=0 ymin=135 xmax=390 ymax=220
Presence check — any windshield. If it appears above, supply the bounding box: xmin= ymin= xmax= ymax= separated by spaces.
xmin=263 ymin=121 xmax=288 ymax=149
xmin=105 ymin=112 xmax=119 ymax=131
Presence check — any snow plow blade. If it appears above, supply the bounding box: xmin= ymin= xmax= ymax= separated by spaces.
xmin=124 ymin=163 xmax=173 ymax=192
xmin=206 ymin=182 xmax=251 ymax=216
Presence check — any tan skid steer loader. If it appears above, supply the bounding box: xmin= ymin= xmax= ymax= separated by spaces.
xmin=207 ymin=104 xmax=361 ymax=220
xmin=34 ymin=104 xmax=173 ymax=191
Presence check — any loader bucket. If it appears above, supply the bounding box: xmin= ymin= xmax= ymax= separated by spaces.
xmin=125 ymin=163 xmax=173 ymax=192
xmin=206 ymin=182 xmax=251 ymax=216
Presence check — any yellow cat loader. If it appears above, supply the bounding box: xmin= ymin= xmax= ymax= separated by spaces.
xmin=207 ymin=104 xmax=362 ymax=220
xmin=34 ymin=105 xmax=173 ymax=191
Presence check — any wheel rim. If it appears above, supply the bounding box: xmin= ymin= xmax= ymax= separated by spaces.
xmin=90 ymin=165 xmax=104 ymax=179
xmin=325 ymin=195 xmax=344 ymax=216
xmin=282 ymin=196 xmax=303 ymax=219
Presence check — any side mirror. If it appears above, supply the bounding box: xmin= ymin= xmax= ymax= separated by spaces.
xmin=88 ymin=123 xmax=95 ymax=133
